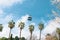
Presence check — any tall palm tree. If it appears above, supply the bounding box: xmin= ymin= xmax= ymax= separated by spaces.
xmin=8 ymin=20 xmax=15 ymax=40
xmin=0 ymin=24 xmax=3 ymax=32
xmin=56 ymin=28 xmax=60 ymax=40
xmin=18 ymin=22 xmax=25 ymax=40
xmin=38 ymin=22 xmax=44 ymax=40
xmin=29 ymin=24 xmax=34 ymax=40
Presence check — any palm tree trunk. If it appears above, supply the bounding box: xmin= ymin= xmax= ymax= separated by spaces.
xmin=9 ymin=28 xmax=11 ymax=40
xmin=20 ymin=29 xmax=22 ymax=40
xmin=39 ymin=30 xmax=41 ymax=40
xmin=58 ymin=34 xmax=60 ymax=40
xmin=30 ymin=32 xmax=32 ymax=40
xmin=59 ymin=34 xmax=60 ymax=40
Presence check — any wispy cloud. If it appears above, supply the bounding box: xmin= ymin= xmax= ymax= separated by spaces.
xmin=43 ymin=10 xmax=60 ymax=35
xmin=0 ymin=14 xmax=13 ymax=24
xmin=12 ymin=14 xmax=39 ymax=39
xmin=0 ymin=14 xmax=31 ymax=38
xmin=1 ymin=13 xmax=60 ymax=40
xmin=15 ymin=14 xmax=29 ymax=27
xmin=0 ymin=14 xmax=13 ymax=38
xmin=0 ymin=0 xmax=25 ymax=7
xmin=51 ymin=0 xmax=60 ymax=5
xmin=0 ymin=24 xmax=9 ymax=38
xmin=0 ymin=9 xmax=4 ymax=15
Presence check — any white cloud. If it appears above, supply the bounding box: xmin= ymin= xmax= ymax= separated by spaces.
xmin=4 ymin=14 xmax=13 ymax=22
xmin=0 ymin=0 xmax=25 ymax=7
xmin=51 ymin=0 xmax=60 ymax=10
xmin=0 ymin=14 xmax=30 ymax=38
xmin=13 ymin=14 xmax=38 ymax=39
xmin=15 ymin=14 xmax=29 ymax=27
xmin=43 ymin=16 xmax=60 ymax=35
xmin=0 ymin=24 xmax=10 ymax=38
xmin=52 ymin=10 xmax=60 ymax=19
xmin=2 ymin=14 xmax=60 ymax=40
xmin=30 ymin=23 xmax=35 ymax=25
xmin=42 ymin=10 xmax=60 ymax=37
xmin=0 ymin=13 xmax=60 ymax=40
xmin=14 ymin=15 xmax=45 ymax=39
xmin=20 ymin=15 xmax=29 ymax=23
xmin=0 ymin=14 xmax=13 ymax=24
xmin=12 ymin=14 xmax=30 ymax=38
xmin=51 ymin=0 xmax=60 ymax=4
xmin=33 ymin=30 xmax=45 ymax=40
xmin=0 ymin=9 xmax=4 ymax=15
xmin=52 ymin=10 xmax=58 ymax=16
xmin=0 ymin=14 xmax=13 ymax=38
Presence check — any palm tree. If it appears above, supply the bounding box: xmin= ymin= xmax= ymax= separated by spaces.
xmin=53 ymin=36 xmax=58 ymax=40
xmin=29 ymin=24 xmax=34 ymax=40
xmin=38 ymin=22 xmax=44 ymax=40
xmin=18 ymin=22 xmax=25 ymax=40
xmin=56 ymin=28 xmax=60 ymax=40
xmin=8 ymin=20 xmax=15 ymax=40
xmin=0 ymin=24 xmax=3 ymax=32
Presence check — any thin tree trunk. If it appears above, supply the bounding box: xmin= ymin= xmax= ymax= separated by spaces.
xmin=59 ymin=34 xmax=60 ymax=40
xmin=20 ymin=29 xmax=22 ymax=40
xmin=39 ymin=30 xmax=41 ymax=40
xmin=58 ymin=34 xmax=60 ymax=40
xmin=9 ymin=28 xmax=11 ymax=40
xmin=30 ymin=32 xmax=32 ymax=40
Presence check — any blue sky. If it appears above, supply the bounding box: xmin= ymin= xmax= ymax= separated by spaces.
xmin=2 ymin=0 xmax=52 ymax=23
xmin=0 ymin=0 xmax=60 ymax=39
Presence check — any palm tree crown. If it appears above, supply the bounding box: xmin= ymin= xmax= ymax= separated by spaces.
xmin=29 ymin=24 xmax=34 ymax=40
xmin=56 ymin=28 xmax=60 ymax=40
xmin=18 ymin=22 xmax=25 ymax=30
xmin=18 ymin=22 xmax=25 ymax=40
xmin=38 ymin=23 xmax=44 ymax=30
xmin=8 ymin=20 xmax=15 ymax=29
xmin=38 ymin=22 xmax=44 ymax=40
xmin=56 ymin=28 xmax=60 ymax=34
xmin=0 ymin=24 xmax=3 ymax=32
xmin=29 ymin=25 xmax=34 ymax=33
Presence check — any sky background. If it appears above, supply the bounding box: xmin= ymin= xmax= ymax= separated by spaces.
xmin=0 ymin=0 xmax=60 ymax=39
